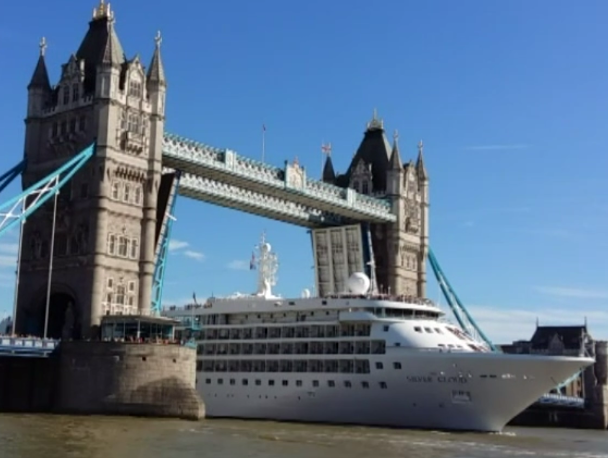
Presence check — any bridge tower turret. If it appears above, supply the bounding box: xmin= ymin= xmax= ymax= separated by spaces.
xmin=324 ymin=110 xmax=429 ymax=297
xmin=16 ymin=1 xmax=166 ymax=338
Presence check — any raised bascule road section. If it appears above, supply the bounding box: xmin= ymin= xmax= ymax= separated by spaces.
xmin=0 ymin=1 xmax=594 ymax=418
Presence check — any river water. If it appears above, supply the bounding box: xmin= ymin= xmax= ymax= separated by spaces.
xmin=1 ymin=415 xmax=607 ymax=458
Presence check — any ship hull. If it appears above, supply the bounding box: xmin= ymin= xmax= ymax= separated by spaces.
xmin=196 ymin=351 xmax=592 ymax=432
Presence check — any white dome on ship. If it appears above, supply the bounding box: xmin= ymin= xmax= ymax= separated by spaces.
xmin=262 ymin=242 xmax=271 ymax=253
xmin=347 ymin=272 xmax=371 ymax=295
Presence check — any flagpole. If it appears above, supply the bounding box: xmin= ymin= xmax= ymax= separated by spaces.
xmin=262 ymin=124 xmax=266 ymax=163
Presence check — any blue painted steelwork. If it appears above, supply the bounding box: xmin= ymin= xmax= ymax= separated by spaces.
xmin=151 ymin=172 xmax=182 ymax=315
xmin=0 ymin=144 xmax=95 ymax=240
xmin=0 ymin=160 xmax=26 ymax=195
xmin=536 ymin=393 xmax=585 ymax=409
xmin=427 ymin=248 xmax=496 ymax=351
xmin=0 ymin=337 xmax=58 ymax=357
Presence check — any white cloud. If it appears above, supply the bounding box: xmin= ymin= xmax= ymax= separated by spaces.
xmin=168 ymin=239 xmax=189 ymax=252
xmin=461 ymin=221 xmax=475 ymax=228
xmin=462 ymin=144 xmax=530 ymax=151
xmin=183 ymin=250 xmax=205 ymax=261
xmin=463 ymin=305 xmax=608 ymax=344
xmin=534 ymin=286 xmax=608 ymax=300
xmin=227 ymin=260 xmax=250 ymax=271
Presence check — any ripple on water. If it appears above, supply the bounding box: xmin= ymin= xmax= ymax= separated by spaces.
xmin=0 ymin=415 xmax=606 ymax=458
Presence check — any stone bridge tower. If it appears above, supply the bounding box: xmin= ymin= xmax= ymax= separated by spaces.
xmin=16 ymin=1 xmax=167 ymax=338
xmin=322 ymin=111 xmax=429 ymax=297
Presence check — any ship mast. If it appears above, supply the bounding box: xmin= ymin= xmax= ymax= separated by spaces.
xmin=255 ymin=232 xmax=278 ymax=298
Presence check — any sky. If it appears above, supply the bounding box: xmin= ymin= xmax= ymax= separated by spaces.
xmin=0 ymin=0 xmax=607 ymax=344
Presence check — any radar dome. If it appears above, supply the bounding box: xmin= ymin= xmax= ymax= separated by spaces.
xmin=262 ymin=242 xmax=271 ymax=253
xmin=301 ymin=288 xmax=311 ymax=298
xmin=347 ymin=272 xmax=371 ymax=295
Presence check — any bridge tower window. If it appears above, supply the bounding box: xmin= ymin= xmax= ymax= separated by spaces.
xmin=107 ymin=234 xmax=116 ymax=255
xmin=111 ymin=182 xmax=120 ymax=200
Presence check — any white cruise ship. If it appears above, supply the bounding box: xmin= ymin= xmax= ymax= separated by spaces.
xmin=163 ymin=234 xmax=594 ymax=432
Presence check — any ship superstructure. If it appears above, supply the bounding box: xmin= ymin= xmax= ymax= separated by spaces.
xmin=163 ymin=233 xmax=593 ymax=432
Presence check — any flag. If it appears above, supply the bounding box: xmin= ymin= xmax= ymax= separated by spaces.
xmin=192 ymin=292 xmax=197 ymax=304
xmin=249 ymin=252 xmax=256 ymax=270
xmin=262 ymin=124 xmax=266 ymax=132
xmin=321 ymin=143 xmax=332 ymax=155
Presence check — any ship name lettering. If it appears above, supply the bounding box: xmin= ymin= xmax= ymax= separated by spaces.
xmin=437 ymin=376 xmax=468 ymax=384
xmin=405 ymin=376 xmax=433 ymax=383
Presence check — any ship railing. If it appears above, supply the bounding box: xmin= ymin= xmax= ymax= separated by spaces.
xmin=325 ymin=293 xmax=435 ymax=306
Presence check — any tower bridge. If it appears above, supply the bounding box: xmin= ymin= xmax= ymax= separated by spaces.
xmin=11 ymin=1 xmax=433 ymax=341
xmin=0 ymin=1 xmax=589 ymax=413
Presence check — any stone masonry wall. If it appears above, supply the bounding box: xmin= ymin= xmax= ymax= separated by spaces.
xmin=55 ymin=341 xmax=204 ymax=420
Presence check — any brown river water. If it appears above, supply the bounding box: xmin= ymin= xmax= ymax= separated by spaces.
xmin=1 ymin=414 xmax=607 ymax=458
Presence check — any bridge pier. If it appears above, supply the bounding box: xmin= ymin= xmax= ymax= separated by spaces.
xmin=0 ymin=341 xmax=205 ymax=420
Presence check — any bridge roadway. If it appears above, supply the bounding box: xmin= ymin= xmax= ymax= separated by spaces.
xmin=0 ymin=337 xmax=57 ymax=357
xmin=162 ymin=133 xmax=396 ymax=228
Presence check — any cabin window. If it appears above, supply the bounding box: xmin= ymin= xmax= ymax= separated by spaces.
xmin=414 ymin=327 xmax=422 ymax=333
xmin=379 ymin=382 xmax=388 ymax=389
xmin=375 ymin=362 xmax=383 ymax=370
xmin=361 ymin=381 xmax=369 ymax=389
xmin=328 ymin=380 xmax=335 ymax=387
xmin=393 ymin=362 xmax=402 ymax=370
xmin=312 ymin=380 xmax=319 ymax=387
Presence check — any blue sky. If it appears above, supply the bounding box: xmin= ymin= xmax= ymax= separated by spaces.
xmin=0 ymin=0 xmax=607 ymax=343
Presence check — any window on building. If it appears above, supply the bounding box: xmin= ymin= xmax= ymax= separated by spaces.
xmin=115 ymin=285 xmax=126 ymax=305
xmin=72 ymin=83 xmax=79 ymax=102
xmin=80 ymin=183 xmax=88 ymax=199
xmin=134 ymin=186 xmax=142 ymax=205
xmin=78 ymin=116 xmax=86 ymax=132
xmin=108 ymin=234 xmax=116 ymax=255
xmin=107 ymin=278 xmax=114 ymax=289
xmin=62 ymin=86 xmax=70 ymax=105
xmin=118 ymin=236 xmax=128 ymax=257
xmin=120 ymin=110 xmax=127 ymax=130
xmin=128 ymin=81 xmax=142 ymax=98
xmin=111 ymin=182 xmax=120 ymax=200
xmin=362 ymin=181 xmax=369 ymax=194
xmin=60 ymin=121 xmax=67 ymax=135
xmin=128 ymin=281 xmax=136 ymax=293
xmin=127 ymin=113 xmax=140 ymax=134
xmin=124 ymin=185 xmax=130 ymax=203
xmin=130 ymin=239 xmax=138 ymax=259
xmin=51 ymin=122 xmax=58 ymax=137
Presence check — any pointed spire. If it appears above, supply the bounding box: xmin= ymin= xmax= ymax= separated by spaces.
xmin=416 ymin=139 xmax=428 ymax=181
xmin=322 ymin=155 xmax=336 ymax=183
xmin=28 ymin=37 xmax=51 ymax=90
xmin=100 ymin=14 xmax=124 ymax=66
xmin=366 ymin=108 xmax=384 ymax=131
xmin=93 ymin=0 xmax=113 ymax=21
xmin=147 ymin=30 xmax=166 ymax=86
xmin=389 ymin=129 xmax=402 ymax=170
